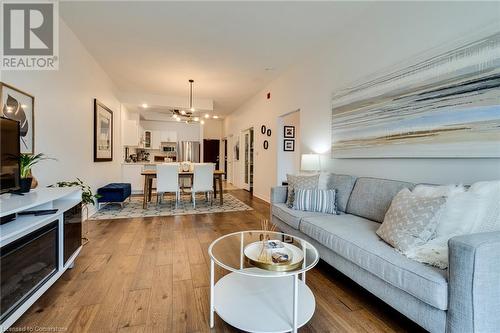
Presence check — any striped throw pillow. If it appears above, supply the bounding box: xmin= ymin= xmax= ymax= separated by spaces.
xmin=293 ymin=188 xmax=337 ymax=214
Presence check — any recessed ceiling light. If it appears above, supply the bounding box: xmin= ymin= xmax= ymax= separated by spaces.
xmin=200 ymin=120 xmax=205 ymax=125
xmin=142 ymin=103 xmax=148 ymax=108
xmin=193 ymin=117 xmax=199 ymax=121
xmin=180 ymin=110 xmax=186 ymax=115
xmin=204 ymin=114 xmax=209 ymax=119
xmin=213 ymin=115 xmax=219 ymax=119
xmin=176 ymin=117 xmax=181 ymax=122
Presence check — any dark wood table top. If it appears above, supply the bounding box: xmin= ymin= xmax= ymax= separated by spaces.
xmin=141 ymin=169 xmax=224 ymax=176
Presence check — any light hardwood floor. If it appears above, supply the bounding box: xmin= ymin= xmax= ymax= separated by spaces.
xmin=12 ymin=189 xmax=424 ymax=332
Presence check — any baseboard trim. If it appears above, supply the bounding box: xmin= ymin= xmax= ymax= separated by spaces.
xmin=252 ymin=192 xmax=270 ymax=203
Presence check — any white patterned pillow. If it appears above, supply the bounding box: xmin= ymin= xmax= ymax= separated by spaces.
xmin=286 ymin=174 xmax=319 ymax=208
xmin=293 ymin=189 xmax=337 ymax=214
xmin=376 ymin=188 xmax=446 ymax=252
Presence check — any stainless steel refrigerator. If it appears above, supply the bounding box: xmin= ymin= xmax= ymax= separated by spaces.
xmin=177 ymin=141 xmax=200 ymax=162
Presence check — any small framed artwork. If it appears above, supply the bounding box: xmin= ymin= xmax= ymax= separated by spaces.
xmin=94 ymin=99 xmax=113 ymax=162
xmin=266 ymin=128 xmax=272 ymax=137
xmin=261 ymin=125 xmax=266 ymax=134
xmin=284 ymin=125 xmax=295 ymax=138
xmin=263 ymin=140 xmax=269 ymax=150
xmin=284 ymin=139 xmax=295 ymax=152
xmin=1 ymin=82 xmax=35 ymax=154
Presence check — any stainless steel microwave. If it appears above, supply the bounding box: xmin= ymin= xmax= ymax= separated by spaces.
xmin=163 ymin=146 xmax=176 ymax=152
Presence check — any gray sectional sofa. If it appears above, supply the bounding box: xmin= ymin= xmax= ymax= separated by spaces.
xmin=271 ymin=175 xmax=500 ymax=333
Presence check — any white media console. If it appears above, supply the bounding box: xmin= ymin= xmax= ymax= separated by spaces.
xmin=0 ymin=187 xmax=83 ymax=331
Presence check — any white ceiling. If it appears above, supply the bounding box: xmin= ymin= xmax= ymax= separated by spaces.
xmin=60 ymin=1 xmax=371 ymax=115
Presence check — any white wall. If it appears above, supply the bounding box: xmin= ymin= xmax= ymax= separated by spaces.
xmin=2 ymin=19 xmax=122 ymax=215
xmin=203 ymin=119 xmax=223 ymax=140
xmin=224 ymin=2 xmax=500 ymax=202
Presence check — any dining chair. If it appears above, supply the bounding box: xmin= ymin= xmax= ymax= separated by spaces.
xmin=156 ymin=163 xmax=180 ymax=208
xmin=192 ymin=163 xmax=215 ymax=208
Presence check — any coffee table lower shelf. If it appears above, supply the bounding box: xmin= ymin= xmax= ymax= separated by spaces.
xmin=213 ymin=270 xmax=315 ymax=333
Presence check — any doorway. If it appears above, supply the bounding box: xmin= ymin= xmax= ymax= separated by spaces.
xmin=203 ymin=139 xmax=220 ymax=169
xmin=242 ymin=128 xmax=254 ymax=192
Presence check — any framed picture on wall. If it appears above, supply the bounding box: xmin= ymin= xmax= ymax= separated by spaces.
xmin=0 ymin=82 xmax=35 ymax=154
xmin=284 ymin=139 xmax=295 ymax=152
xmin=284 ymin=125 xmax=295 ymax=138
xmin=94 ymin=99 xmax=113 ymax=162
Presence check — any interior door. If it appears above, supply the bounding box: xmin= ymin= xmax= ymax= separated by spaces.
xmin=203 ymin=139 xmax=220 ymax=169
xmin=242 ymin=128 xmax=254 ymax=192
xmin=223 ymin=139 xmax=228 ymax=180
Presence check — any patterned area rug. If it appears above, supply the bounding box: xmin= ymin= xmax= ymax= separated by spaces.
xmin=89 ymin=193 xmax=253 ymax=220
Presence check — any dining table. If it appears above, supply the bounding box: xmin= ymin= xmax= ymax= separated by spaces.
xmin=141 ymin=169 xmax=225 ymax=208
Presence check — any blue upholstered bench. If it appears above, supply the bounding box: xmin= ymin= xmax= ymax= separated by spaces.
xmin=97 ymin=183 xmax=131 ymax=209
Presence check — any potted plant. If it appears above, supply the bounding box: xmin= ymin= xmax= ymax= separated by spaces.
xmin=50 ymin=178 xmax=101 ymax=208
xmin=19 ymin=153 xmax=55 ymax=193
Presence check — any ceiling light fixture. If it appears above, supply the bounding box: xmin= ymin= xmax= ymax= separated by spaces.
xmin=204 ymin=114 xmax=209 ymax=119
xmin=213 ymin=115 xmax=219 ymax=119
xmin=142 ymin=103 xmax=148 ymax=108
xmin=169 ymin=79 xmax=203 ymax=124
xmin=189 ymin=79 xmax=195 ymax=112
xmin=200 ymin=120 xmax=205 ymax=125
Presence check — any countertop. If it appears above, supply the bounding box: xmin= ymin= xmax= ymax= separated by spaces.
xmin=122 ymin=161 xmax=163 ymax=165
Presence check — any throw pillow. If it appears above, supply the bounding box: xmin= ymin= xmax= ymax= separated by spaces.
xmin=405 ymin=180 xmax=500 ymax=269
xmin=413 ymin=184 xmax=477 ymax=236
xmin=376 ymin=188 xmax=446 ymax=252
xmin=293 ymin=188 xmax=337 ymax=214
xmin=412 ymin=184 xmax=465 ymax=198
xmin=286 ymin=174 xmax=319 ymax=208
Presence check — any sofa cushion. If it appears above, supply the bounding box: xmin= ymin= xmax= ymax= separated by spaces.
xmin=327 ymin=174 xmax=357 ymax=213
xmin=271 ymin=203 xmax=330 ymax=230
xmin=346 ymin=177 xmax=415 ymax=222
xmin=299 ymin=214 xmax=448 ymax=310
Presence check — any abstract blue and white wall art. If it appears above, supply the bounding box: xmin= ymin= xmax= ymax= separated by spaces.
xmin=331 ymin=32 xmax=500 ymax=158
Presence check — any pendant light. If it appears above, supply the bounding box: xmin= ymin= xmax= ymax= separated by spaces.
xmin=189 ymin=79 xmax=195 ymax=112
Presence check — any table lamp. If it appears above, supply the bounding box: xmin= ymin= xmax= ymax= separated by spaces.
xmin=301 ymin=154 xmax=320 ymax=172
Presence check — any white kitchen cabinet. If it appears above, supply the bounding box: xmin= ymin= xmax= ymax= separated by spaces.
xmin=160 ymin=131 xmax=177 ymax=143
xmin=121 ymin=164 xmax=144 ymax=193
xmin=122 ymin=119 xmax=140 ymax=146
xmin=151 ymin=130 xmax=162 ymax=149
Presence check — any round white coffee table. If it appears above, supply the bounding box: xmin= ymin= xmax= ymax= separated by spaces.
xmin=208 ymin=230 xmax=319 ymax=333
